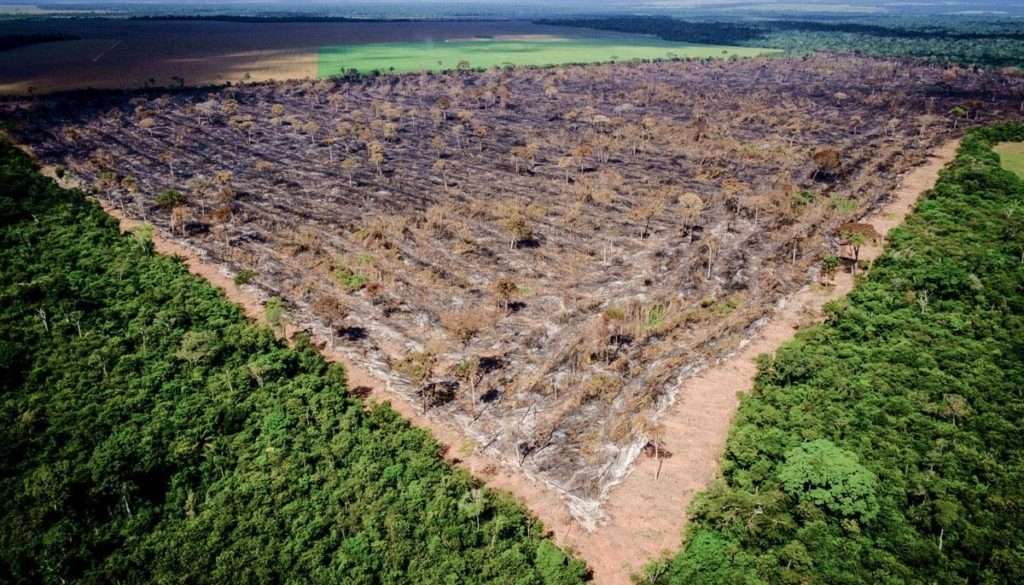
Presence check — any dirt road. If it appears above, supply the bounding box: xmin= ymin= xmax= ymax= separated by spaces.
xmin=31 ymin=137 xmax=960 ymax=584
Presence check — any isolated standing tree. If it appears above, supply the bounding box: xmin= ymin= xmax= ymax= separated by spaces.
xmin=341 ymin=156 xmax=360 ymax=187
xmin=839 ymin=223 xmax=881 ymax=275
xmin=367 ymin=141 xmax=385 ymax=178
xmin=454 ymin=355 xmax=482 ymax=411
xmin=264 ymin=297 xmax=287 ymax=338
xmin=494 ymin=278 xmax=518 ymax=313
xmin=678 ymin=191 xmax=704 ymax=241
xmin=159 ymin=150 xmax=176 ymax=181
xmin=170 ymin=205 xmax=190 ymax=235
xmin=501 ymin=209 xmax=533 ymax=249
xmin=703 ymin=235 xmax=720 ymax=279
xmin=631 ymin=194 xmax=666 ymax=240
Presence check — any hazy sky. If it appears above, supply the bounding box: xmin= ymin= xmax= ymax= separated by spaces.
xmin=4 ymin=0 xmax=1023 ymax=18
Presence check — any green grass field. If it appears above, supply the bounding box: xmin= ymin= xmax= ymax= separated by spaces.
xmin=995 ymin=142 xmax=1024 ymax=178
xmin=317 ymin=37 xmax=778 ymax=76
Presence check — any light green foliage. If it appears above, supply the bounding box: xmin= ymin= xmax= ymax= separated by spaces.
xmin=648 ymin=124 xmax=1024 ymax=584
xmin=778 ymin=439 xmax=879 ymax=522
xmin=333 ymin=265 xmax=369 ymax=291
xmin=0 ymin=141 xmax=587 ymax=585
xmin=995 ymin=142 xmax=1024 ymax=178
xmin=130 ymin=222 xmax=154 ymax=248
xmin=318 ymin=38 xmax=776 ymax=76
xmin=263 ymin=295 xmax=285 ymax=330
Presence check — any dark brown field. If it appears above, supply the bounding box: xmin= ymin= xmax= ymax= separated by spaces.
xmin=9 ymin=54 xmax=1023 ymax=525
xmin=0 ymin=18 xmax=635 ymax=94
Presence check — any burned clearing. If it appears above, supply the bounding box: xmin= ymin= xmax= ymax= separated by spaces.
xmin=10 ymin=55 xmax=1023 ymax=525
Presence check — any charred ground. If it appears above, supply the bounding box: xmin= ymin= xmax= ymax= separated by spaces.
xmin=9 ymin=54 xmax=1023 ymax=524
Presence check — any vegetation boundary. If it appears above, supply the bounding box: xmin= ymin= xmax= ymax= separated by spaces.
xmin=25 ymin=130 xmax=963 ymax=584
xmin=645 ymin=124 xmax=1024 ymax=584
xmin=0 ymin=139 xmax=589 ymax=584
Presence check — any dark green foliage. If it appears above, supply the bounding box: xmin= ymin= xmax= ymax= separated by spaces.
xmin=233 ymin=268 xmax=257 ymax=285
xmin=647 ymin=125 xmax=1024 ymax=584
xmin=0 ymin=141 xmax=588 ymax=585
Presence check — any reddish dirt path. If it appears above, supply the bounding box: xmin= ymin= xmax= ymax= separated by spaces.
xmin=545 ymin=138 xmax=961 ymax=583
xmin=30 ymin=138 xmax=959 ymax=585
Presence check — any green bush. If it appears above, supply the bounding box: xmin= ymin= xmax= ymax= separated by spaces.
xmin=233 ymin=268 xmax=257 ymax=285
xmin=154 ymin=188 xmax=185 ymax=208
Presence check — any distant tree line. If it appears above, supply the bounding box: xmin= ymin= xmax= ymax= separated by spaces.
xmin=538 ymin=16 xmax=1024 ymax=67
xmin=0 ymin=34 xmax=79 ymax=52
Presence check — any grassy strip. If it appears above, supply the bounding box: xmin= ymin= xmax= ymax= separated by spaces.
xmin=995 ymin=142 xmax=1024 ymax=179
xmin=0 ymin=140 xmax=588 ymax=585
xmin=645 ymin=125 xmax=1024 ymax=585
xmin=317 ymin=38 xmax=776 ymax=76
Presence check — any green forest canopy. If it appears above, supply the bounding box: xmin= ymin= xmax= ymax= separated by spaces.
xmin=0 ymin=140 xmax=588 ymax=585
xmin=645 ymin=124 xmax=1024 ymax=584
xmin=539 ymin=17 xmax=1024 ymax=68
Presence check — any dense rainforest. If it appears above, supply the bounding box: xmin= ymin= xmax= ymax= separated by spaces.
xmin=644 ymin=125 xmax=1024 ymax=584
xmin=539 ymin=16 xmax=1024 ymax=68
xmin=0 ymin=140 xmax=588 ymax=585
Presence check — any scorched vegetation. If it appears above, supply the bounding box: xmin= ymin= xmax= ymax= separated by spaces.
xmin=8 ymin=54 xmax=1024 ymax=523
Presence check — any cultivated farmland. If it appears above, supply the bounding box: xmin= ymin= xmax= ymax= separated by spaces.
xmin=317 ymin=37 xmax=775 ymax=76
xmin=10 ymin=54 xmax=1023 ymax=525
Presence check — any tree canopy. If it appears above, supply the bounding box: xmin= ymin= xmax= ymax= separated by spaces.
xmin=645 ymin=124 xmax=1024 ymax=584
xmin=0 ymin=140 xmax=588 ymax=585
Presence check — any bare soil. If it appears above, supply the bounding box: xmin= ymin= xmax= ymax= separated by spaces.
xmin=0 ymin=19 xmax=643 ymax=94
xmin=7 ymin=55 xmax=1021 ymax=573
xmin=11 ymin=55 xmax=1022 ymax=522
xmin=25 ymin=130 xmax=962 ymax=585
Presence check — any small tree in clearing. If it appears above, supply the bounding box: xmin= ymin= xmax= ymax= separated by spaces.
xmin=264 ymin=297 xmax=286 ymax=337
xmin=839 ymin=222 xmax=881 ymax=275
xmin=678 ymin=191 xmax=704 ymax=241
xmin=170 ymin=205 xmax=190 ymax=235
xmin=820 ymin=255 xmax=840 ymax=284
xmin=494 ymin=278 xmax=518 ymax=313
xmin=367 ymin=141 xmax=385 ymax=178
xmin=501 ymin=210 xmax=533 ymax=250
xmin=454 ymin=356 xmax=483 ymax=411
xmin=631 ymin=194 xmax=666 ymax=240
xmin=703 ymin=235 xmax=720 ymax=279
xmin=341 ymin=157 xmax=359 ymax=187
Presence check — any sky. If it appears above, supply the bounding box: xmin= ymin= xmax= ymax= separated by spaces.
xmin=3 ymin=0 xmax=1022 ymax=18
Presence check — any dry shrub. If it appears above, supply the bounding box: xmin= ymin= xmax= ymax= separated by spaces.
xmin=580 ymin=373 xmax=623 ymax=404
xmin=394 ymin=350 xmax=436 ymax=385
xmin=441 ymin=306 xmax=496 ymax=344
xmin=311 ymin=295 xmax=349 ymax=325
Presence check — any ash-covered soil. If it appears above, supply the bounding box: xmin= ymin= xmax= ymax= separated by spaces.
xmin=9 ymin=54 xmax=1023 ymax=524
